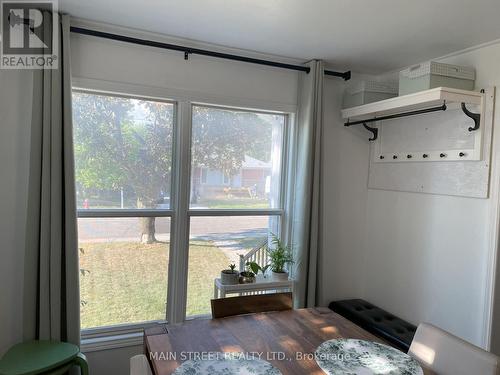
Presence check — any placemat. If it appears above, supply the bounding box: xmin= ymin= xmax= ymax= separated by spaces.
xmin=315 ymin=339 xmax=423 ymax=375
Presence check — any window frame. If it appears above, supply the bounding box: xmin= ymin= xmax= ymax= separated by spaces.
xmin=74 ymin=89 xmax=176 ymax=336
xmin=180 ymin=103 xmax=289 ymax=319
xmin=73 ymin=82 xmax=294 ymax=345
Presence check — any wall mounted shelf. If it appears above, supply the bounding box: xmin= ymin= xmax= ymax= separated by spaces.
xmin=342 ymin=87 xmax=482 ymax=121
xmin=341 ymin=87 xmax=484 ymax=142
xmin=341 ymin=86 xmax=487 ymax=164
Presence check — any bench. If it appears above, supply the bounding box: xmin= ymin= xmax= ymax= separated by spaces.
xmin=328 ymin=299 xmax=417 ymax=352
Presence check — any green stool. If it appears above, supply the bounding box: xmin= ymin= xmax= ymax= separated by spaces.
xmin=0 ymin=341 xmax=88 ymax=375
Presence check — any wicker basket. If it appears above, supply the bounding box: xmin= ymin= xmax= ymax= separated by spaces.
xmin=399 ymin=61 xmax=475 ymax=95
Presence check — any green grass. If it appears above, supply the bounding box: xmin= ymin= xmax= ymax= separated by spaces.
xmin=200 ymin=198 xmax=269 ymax=209
xmin=79 ymin=240 xmax=230 ymax=329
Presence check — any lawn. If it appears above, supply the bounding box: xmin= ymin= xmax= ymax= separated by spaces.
xmin=198 ymin=198 xmax=270 ymax=209
xmin=79 ymin=240 xmax=230 ymax=329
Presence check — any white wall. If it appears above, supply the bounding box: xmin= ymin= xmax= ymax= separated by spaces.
xmin=84 ymin=345 xmax=143 ymax=375
xmin=321 ymin=41 xmax=500 ymax=348
xmin=320 ymin=76 xmax=371 ymax=304
xmin=0 ymin=69 xmax=33 ymax=356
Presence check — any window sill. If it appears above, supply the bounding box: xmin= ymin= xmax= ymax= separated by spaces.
xmin=81 ymin=321 xmax=167 ymax=353
xmin=81 ymin=332 xmax=144 ymax=353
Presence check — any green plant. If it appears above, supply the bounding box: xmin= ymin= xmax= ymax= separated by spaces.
xmin=246 ymin=261 xmax=270 ymax=276
xmin=240 ymin=263 xmax=255 ymax=277
xmin=222 ymin=263 xmax=238 ymax=274
xmin=267 ymin=234 xmax=294 ymax=273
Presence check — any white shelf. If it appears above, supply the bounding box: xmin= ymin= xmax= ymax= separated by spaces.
xmin=214 ymin=277 xmax=293 ymax=298
xmin=341 ymin=87 xmax=483 ymax=121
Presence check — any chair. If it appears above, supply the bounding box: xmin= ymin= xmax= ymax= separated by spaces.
xmin=408 ymin=323 xmax=500 ymax=375
xmin=130 ymin=355 xmax=153 ymax=375
xmin=0 ymin=340 xmax=88 ymax=375
xmin=211 ymin=292 xmax=293 ymax=319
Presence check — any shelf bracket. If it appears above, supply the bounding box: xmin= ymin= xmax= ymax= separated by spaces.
xmin=461 ymin=103 xmax=481 ymax=131
xmin=363 ymin=123 xmax=378 ymax=141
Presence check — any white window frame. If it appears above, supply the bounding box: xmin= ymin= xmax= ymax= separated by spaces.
xmin=74 ymin=89 xmax=176 ymax=346
xmin=72 ymin=79 xmax=295 ymax=349
xmin=172 ymin=102 xmax=289 ymax=322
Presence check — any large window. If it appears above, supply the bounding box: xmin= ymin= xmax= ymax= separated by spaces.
xmin=73 ymin=91 xmax=288 ymax=330
xmin=187 ymin=105 xmax=285 ymax=316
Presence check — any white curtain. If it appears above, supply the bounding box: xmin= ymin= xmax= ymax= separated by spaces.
xmin=290 ymin=60 xmax=324 ymax=308
xmin=23 ymin=14 xmax=80 ymax=345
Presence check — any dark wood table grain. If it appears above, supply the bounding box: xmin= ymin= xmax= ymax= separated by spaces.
xmin=144 ymin=307 xmax=435 ymax=375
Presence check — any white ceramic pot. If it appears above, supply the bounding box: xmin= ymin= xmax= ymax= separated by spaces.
xmin=271 ymin=271 xmax=289 ymax=281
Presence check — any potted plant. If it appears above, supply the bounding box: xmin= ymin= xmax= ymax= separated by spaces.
xmin=220 ymin=264 xmax=239 ymax=285
xmin=247 ymin=261 xmax=270 ymax=279
xmin=239 ymin=263 xmax=256 ymax=284
xmin=267 ymin=234 xmax=294 ymax=281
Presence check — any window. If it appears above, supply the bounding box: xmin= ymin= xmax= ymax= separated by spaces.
xmin=190 ymin=105 xmax=284 ymax=209
xmin=200 ymin=168 xmax=208 ymax=184
xmin=73 ymin=91 xmax=174 ymax=329
xmin=78 ymin=217 xmax=171 ymax=328
xmin=187 ymin=105 xmax=286 ymax=316
xmin=73 ymin=91 xmax=289 ymax=331
xmin=187 ymin=215 xmax=280 ymax=316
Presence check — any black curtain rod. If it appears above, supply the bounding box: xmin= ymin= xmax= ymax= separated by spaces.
xmin=344 ymin=103 xmax=447 ymax=127
xmin=70 ymin=26 xmax=351 ymax=80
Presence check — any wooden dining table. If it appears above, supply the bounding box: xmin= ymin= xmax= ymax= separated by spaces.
xmin=144 ymin=307 xmax=435 ymax=375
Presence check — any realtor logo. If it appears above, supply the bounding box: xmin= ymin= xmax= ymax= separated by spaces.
xmin=1 ymin=0 xmax=58 ymax=69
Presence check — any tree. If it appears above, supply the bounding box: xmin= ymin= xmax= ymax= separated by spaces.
xmin=73 ymin=93 xmax=280 ymax=243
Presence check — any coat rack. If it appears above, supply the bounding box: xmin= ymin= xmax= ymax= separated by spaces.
xmin=340 ymin=87 xmax=485 ymax=163
xmin=344 ymin=101 xmax=481 ymax=142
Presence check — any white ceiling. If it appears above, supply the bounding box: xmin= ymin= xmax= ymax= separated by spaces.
xmin=61 ymin=0 xmax=500 ymax=73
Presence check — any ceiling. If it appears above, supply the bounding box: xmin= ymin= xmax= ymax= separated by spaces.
xmin=60 ymin=0 xmax=500 ymax=73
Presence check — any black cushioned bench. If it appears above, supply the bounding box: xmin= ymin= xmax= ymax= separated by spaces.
xmin=328 ymin=299 xmax=417 ymax=352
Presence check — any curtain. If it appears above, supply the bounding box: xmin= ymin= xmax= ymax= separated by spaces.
xmin=290 ymin=60 xmax=324 ymax=308
xmin=23 ymin=13 xmax=80 ymax=345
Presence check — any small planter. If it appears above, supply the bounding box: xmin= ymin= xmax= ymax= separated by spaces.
xmin=220 ymin=270 xmax=239 ymax=285
xmin=239 ymin=271 xmax=256 ymax=284
xmin=271 ymin=271 xmax=289 ymax=281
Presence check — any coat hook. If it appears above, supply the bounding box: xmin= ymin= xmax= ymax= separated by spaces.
xmin=422 ymin=154 xmax=428 ymax=158
xmin=440 ymin=153 xmax=446 ymax=158
xmin=184 ymin=51 xmax=190 ymax=60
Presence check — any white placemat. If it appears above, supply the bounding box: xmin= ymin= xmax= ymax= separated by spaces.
xmin=172 ymin=353 xmax=282 ymax=375
xmin=315 ymin=339 xmax=423 ymax=375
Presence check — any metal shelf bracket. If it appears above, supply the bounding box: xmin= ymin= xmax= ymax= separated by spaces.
xmin=461 ymin=103 xmax=481 ymax=131
xmin=363 ymin=123 xmax=378 ymax=141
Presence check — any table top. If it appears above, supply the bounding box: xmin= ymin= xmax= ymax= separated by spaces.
xmin=215 ymin=277 xmax=293 ymax=291
xmin=145 ymin=308 xmax=435 ymax=375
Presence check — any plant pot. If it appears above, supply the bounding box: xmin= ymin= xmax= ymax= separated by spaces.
xmin=271 ymin=271 xmax=289 ymax=281
xmin=220 ymin=270 xmax=239 ymax=285
xmin=239 ymin=272 xmax=256 ymax=284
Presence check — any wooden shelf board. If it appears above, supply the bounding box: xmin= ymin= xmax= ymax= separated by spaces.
xmin=341 ymin=87 xmax=483 ymax=121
